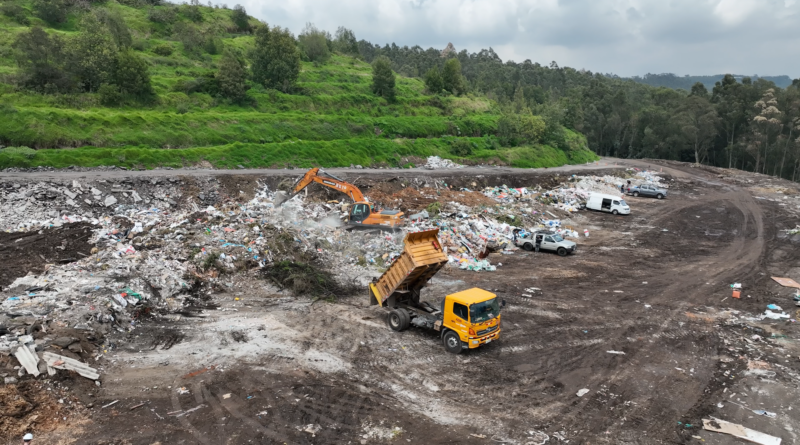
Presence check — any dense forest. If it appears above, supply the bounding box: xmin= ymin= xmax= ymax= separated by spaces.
xmin=359 ymin=41 xmax=800 ymax=181
xmin=629 ymin=73 xmax=794 ymax=91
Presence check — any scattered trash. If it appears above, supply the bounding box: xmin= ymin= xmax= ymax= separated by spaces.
xmin=526 ymin=430 xmax=550 ymax=445
xmin=101 ymin=400 xmax=119 ymax=409
xmin=702 ymin=418 xmax=782 ymax=445
xmin=753 ymin=409 xmax=777 ymax=418
xmin=222 ymin=393 xmax=231 ymax=399
xmin=607 ymin=350 xmax=626 ymax=355
xmin=762 ymin=310 xmax=790 ymax=320
xmin=182 ymin=365 xmax=217 ymax=379
xmin=576 ymin=388 xmax=590 ymax=397
xmin=766 ymin=304 xmax=782 ymax=311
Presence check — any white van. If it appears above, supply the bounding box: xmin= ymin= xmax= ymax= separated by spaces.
xmin=586 ymin=193 xmax=630 ymax=215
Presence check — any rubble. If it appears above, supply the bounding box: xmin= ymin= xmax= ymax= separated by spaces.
xmin=424 ymin=156 xmax=464 ymax=170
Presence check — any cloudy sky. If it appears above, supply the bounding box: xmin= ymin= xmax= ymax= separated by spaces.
xmin=232 ymin=0 xmax=800 ymax=78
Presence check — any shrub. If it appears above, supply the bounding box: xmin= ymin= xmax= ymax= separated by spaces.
xmin=65 ymin=15 xmax=117 ymax=92
xmin=1 ymin=3 xmax=30 ymax=25
xmin=371 ymin=56 xmax=395 ymax=101
xmin=497 ymin=112 xmax=546 ymax=146
xmin=333 ymin=27 xmax=358 ymax=55
xmin=217 ymin=49 xmax=247 ymax=102
xmin=115 ymin=50 xmax=154 ymax=99
xmin=33 ymin=0 xmax=68 ymax=25
xmin=180 ymin=3 xmax=203 ymax=22
xmin=250 ymin=25 xmax=300 ymax=93
xmin=231 ymin=4 xmax=249 ymax=31
xmin=152 ymin=43 xmax=173 ymax=56
xmin=424 ymin=66 xmax=443 ymax=94
xmin=147 ymin=7 xmax=176 ymax=24
xmin=98 ymin=83 xmax=122 ymax=106
xmin=131 ymin=40 xmax=147 ymax=51
xmin=298 ymin=23 xmax=330 ymax=64
xmin=442 ymin=58 xmax=465 ymax=95
xmin=13 ymin=26 xmax=72 ymax=93
xmin=95 ymin=8 xmax=132 ymax=48
xmin=2 ymin=147 xmax=37 ymax=159
xmin=175 ymin=22 xmax=204 ymax=56
xmin=449 ymin=138 xmax=473 ymax=156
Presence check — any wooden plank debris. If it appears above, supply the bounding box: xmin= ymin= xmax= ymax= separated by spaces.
xmin=771 ymin=277 xmax=800 ymax=289
xmin=43 ymin=351 xmax=100 ymax=380
xmin=703 ymin=418 xmax=781 ymax=445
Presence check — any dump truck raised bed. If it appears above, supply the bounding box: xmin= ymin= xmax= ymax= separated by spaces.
xmin=369 ymin=229 xmax=504 ymax=353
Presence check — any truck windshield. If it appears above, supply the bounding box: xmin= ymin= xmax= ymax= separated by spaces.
xmin=552 ymin=235 xmax=564 ymax=242
xmin=470 ymin=298 xmax=500 ymax=323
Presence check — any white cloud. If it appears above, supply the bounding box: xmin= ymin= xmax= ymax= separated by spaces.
xmin=232 ymin=0 xmax=800 ymax=77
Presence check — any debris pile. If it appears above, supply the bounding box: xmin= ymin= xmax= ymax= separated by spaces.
xmin=424 ymin=156 xmax=464 ymax=170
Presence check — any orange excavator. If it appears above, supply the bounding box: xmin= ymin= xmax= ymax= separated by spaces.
xmin=274 ymin=168 xmax=405 ymax=229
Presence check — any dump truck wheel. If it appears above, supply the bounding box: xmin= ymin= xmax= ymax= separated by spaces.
xmin=523 ymin=243 xmax=534 ymax=251
xmin=388 ymin=310 xmax=405 ymax=331
xmin=443 ymin=331 xmax=462 ymax=354
xmin=557 ymin=247 xmax=568 ymax=257
xmin=398 ymin=309 xmax=411 ymax=330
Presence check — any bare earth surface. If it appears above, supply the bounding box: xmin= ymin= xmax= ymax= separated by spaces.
xmin=2 ymin=158 xmax=800 ymax=445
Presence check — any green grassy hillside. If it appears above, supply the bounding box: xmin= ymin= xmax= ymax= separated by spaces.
xmin=0 ymin=1 xmax=597 ymax=169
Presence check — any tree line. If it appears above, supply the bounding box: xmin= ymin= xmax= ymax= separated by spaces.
xmin=358 ymin=41 xmax=800 ymax=181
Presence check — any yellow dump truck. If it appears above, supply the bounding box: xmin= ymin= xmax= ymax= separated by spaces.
xmin=369 ymin=229 xmax=504 ymax=353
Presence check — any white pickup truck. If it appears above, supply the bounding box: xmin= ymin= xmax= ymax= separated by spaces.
xmin=514 ymin=230 xmax=577 ymax=256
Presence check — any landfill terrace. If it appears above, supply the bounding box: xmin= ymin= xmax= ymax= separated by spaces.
xmin=1 ymin=159 xmax=800 ymax=444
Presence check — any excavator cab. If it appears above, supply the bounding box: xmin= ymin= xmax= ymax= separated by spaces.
xmin=349 ymin=203 xmax=370 ymax=223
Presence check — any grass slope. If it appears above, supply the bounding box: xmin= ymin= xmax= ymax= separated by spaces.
xmin=0 ymin=2 xmax=598 ymax=169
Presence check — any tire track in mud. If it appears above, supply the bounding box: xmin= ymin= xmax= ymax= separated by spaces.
xmin=555 ymin=173 xmax=767 ymax=441
xmin=478 ymin=167 xmax=769 ymax=442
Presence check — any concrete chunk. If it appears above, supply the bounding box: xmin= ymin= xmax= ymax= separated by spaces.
xmin=104 ymin=195 xmax=118 ymax=207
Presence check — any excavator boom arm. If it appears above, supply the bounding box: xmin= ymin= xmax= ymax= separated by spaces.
xmin=288 ymin=168 xmax=366 ymax=203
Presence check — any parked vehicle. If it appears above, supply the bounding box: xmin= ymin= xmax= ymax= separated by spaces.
xmin=514 ymin=231 xmax=577 ymax=256
xmin=586 ymin=192 xmax=630 ymax=215
xmin=630 ymin=184 xmax=668 ymax=199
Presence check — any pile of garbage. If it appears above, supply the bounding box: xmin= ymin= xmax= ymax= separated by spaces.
xmin=424 ymin=156 xmax=464 ymax=170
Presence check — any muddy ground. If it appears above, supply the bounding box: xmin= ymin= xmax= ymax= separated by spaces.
xmin=3 ymin=159 xmax=800 ymax=444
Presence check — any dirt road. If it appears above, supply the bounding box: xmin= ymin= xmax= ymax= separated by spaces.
xmin=3 ymin=159 xmax=800 ymax=444
xmin=0 ymin=158 xmax=632 ymax=181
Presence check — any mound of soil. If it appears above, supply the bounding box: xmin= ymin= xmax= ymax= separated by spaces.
xmin=0 ymin=222 xmax=95 ymax=288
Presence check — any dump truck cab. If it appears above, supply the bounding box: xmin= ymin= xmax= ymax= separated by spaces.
xmin=440 ymin=288 xmax=502 ymax=353
xmin=369 ymin=229 xmax=504 ymax=353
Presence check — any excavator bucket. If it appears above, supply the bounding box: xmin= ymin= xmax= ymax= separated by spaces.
xmin=273 ymin=191 xmax=290 ymax=207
